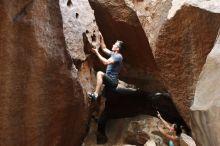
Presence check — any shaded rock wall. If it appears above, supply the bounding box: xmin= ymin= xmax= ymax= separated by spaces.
xmin=99 ymin=89 xmax=184 ymax=125
xmin=190 ymin=32 xmax=220 ymax=146
xmin=0 ymin=0 xmax=88 ymax=145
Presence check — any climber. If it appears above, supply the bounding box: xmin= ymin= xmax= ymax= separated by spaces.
xmin=88 ymin=34 xmax=124 ymax=101
xmin=157 ymin=111 xmax=179 ymax=146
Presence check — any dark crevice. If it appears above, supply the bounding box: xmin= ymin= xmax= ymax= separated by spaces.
xmin=82 ymin=32 xmax=93 ymax=55
xmin=67 ymin=0 xmax=73 ymax=7
xmin=94 ymin=88 xmax=191 ymax=143
xmin=76 ymin=13 xmax=79 ymax=18
xmin=72 ymin=59 xmax=82 ymax=71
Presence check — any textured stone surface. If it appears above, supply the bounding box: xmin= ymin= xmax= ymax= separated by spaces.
xmin=0 ymin=0 xmax=88 ymax=145
xmin=123 ymin=120 xmax=150 ymax=145
xmin=83 ymin=115 xmax=168 ymax=146
xmin=155 ymin=5 xmax=220 ymax=124
xmin=60 ymin=0 xmax=101 ymax=60
xmin=190 ymin=33 xmax=220 ymax=146
xmin=125 ymin=0 xmax=172 ymax=54
xmin=83 ymin=88 xmax=187 ymax=145
xmin=60 ymin=0 xmax=105 ymax=93
xmin=88 ymin=0 xmax=166 ymax=92
xmin=168 ymin=0 xmax=220 ymax=19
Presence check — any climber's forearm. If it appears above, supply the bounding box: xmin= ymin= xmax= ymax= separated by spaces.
xmin=96 ymin=51 xmax=109 ymax=65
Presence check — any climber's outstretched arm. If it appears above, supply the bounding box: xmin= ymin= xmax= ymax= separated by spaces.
xmin=99 ymin=33 xmax=112 ymax=56
xmin=157 ymin=111 xmax=172 ymax=130
xmin=91 ymin=48 xmax=114 ymax=65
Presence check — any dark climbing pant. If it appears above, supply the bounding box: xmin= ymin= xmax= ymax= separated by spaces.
xmin=102 ymin=74 xmax=118 ymax=99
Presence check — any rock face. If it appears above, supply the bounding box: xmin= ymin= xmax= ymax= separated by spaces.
xmin=60 ymin=0 xmax=100 ymax=61
xmin=59 ymin=0 xmax=99 ymax=93
xmin=88 ymin=0 xmax=166 ymax=92
xmin=0 ymin=0 xmax=88 ymax=145
xmin=83 ymin=115 xmax=169 ymax=146
xmin=128 ymin=0 xmax=220 ymax=124
xmin=125 ymin=0 xmax=172 ymax=53
xmin=155 ymin=3 xmax=220 ymax=124
xmin=190 ymin=33 xmax=220 ymax=146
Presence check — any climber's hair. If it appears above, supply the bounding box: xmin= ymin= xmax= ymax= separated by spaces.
xmin=174 ymin=124 xmax=182 ymax=136
xmin=117 ymin=40 xmax=125 ymax=51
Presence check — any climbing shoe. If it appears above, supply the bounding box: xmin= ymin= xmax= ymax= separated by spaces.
xmin=87 ymin=92 xmax=98 ymax=101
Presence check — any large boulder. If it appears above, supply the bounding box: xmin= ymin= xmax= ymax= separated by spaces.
xmin=155 ymin=2 xmax=220 ymax=125
xmin=84 ymin=115 xmax=171 ymax=146
xmin=190 ymin=33 xmax=220 ymax=146
xmin=0 ymin=0 xmax=89 ymax=145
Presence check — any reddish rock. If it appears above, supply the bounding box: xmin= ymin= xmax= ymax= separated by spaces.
xmin=0 ymin=0 xmax=89 ymax=145
xmin=124 ymin=0 xmax=220 ymax=127
xmin=126 ymin=0 xmax=172 ymax=53
xmin=83 ymin=115 xmax=168 ymax=146
xmin=124 ymin=120 xmax=150 ymax=145
xmin=155 ymin=5 xmax=220 ymax=124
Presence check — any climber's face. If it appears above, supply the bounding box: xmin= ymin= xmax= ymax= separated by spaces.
xmin=112 ymin=41 xmax=120 ymax=52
